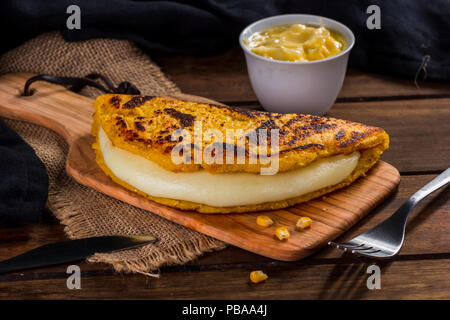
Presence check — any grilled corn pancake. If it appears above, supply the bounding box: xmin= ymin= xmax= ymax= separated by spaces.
xmin=92 ymin=94 xmax=389 ymax=213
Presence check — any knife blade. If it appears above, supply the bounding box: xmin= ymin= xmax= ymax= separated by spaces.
xmin=0 ymin=235 xmax=157 ymax=274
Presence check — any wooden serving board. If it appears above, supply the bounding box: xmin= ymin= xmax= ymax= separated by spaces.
xmin=0 ymin=73 xmax=400 ymax=261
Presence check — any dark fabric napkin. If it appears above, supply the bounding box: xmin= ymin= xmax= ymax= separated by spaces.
xmin=0 ymin=120 xmax=48 ymax=222
xmin=1 ymin=0 xmax=450 ymax=80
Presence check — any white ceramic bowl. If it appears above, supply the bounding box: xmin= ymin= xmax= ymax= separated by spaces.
xmin=239 ymin=14 xmax=355 ymax=115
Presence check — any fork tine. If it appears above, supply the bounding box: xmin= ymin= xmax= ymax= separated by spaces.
xmin=328 ymin=241 xmax=364 ymax=252
xmin=351 ymin=245 xmax=373 ymax=251
xmin=328 ymin=241 xmax=347 ymax=251
xmin=351 ymin=249 xmax=391 ymax=259
xmin=337 ymin=241 xmax=362 ymax=248
xmin=363 ymin=249 xmax=381 ymax=254
xmin=328 ymin=242 xmax=349 ymax=252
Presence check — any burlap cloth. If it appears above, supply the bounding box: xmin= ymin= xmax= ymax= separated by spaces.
xmin=0 ymin=32 xmax=226 ymax=276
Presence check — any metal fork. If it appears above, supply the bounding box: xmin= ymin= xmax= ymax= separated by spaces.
xmin=328 ymin=167 xmax=450 ymax=259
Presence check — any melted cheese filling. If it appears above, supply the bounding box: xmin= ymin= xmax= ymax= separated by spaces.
xmin=99 ymin=127 xmax=360 ymax=207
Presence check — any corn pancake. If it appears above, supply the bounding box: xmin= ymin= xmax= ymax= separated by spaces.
xmin=92 ymin=94 xmax=389 ymax=213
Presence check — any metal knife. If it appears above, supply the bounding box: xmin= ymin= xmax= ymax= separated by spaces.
xmin=0 ymin=235 xmax=157 ymax=274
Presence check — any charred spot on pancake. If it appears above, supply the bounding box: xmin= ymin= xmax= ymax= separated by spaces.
xmin=164 ymin=134 xmax=176 ymax=142
xmin=232 ymin=107 xmax=268 ymax=118
xmin=208 ymin=103 xmax=230 ymax=110
xmin=337 ymin=131 xmax=366 ymax=148
xmin=211 ymin=103 xmax=268 ymax=118
xmin=311 ymin=122 xmax=337 ymax=132
xmin=282 ymin=117 xmax=303 ymax=129
xmin=280 ymin=143 xmax=325 ymax=154
xmin=134 ymin=121 xmax=146 ymax=132
xmin=256 ymin=119 xmax=278 ymax=131
xmin=335 ymin=129 xmax=346 ymax=140
xmin=109 ymin=96 xmax=121 ymax=108
xmin=287 ymin=137 xmax=299 ymax=146
xmin=278 ymin=116 xmax=337 ymax=144
xmin=309 ymin=115 xmax=323 ymax=121
xmin=352 ymin=131 xmax=362 ymax=139
xmin=123 ymin=96 xmax=154 ymax=109
xmin=115 ymin=116 xmax=127 ymax=129
xmin=121 ymin=129 xmax=140 ymax=142
xmin=164 ymin=108 xmax=195 ymax=127
xmin=337 ymin=139 xmax=352 ymax=148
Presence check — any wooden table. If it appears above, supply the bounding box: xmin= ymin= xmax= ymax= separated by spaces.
xmin=0 ymin=47 xmax=449 ymax=299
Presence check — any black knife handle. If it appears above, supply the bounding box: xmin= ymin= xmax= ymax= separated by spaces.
xmin=0 ymin=235 xmax=156 ymax=274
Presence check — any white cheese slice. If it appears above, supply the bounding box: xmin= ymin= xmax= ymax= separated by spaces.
xmin=99 ymin=127 xmax=360 ymax=207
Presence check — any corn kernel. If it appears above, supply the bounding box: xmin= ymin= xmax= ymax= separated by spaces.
xmin=250 ymin=270 xmax=268 ymax=283
xmin=296 ymin=217 xmax=312 ymax=230
xmin=256 ymin=215 xmax=274 ymax=227
xmin=275 ymin=226 xmax=290 ymax=240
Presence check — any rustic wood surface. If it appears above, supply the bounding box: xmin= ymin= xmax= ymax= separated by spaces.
xmin=0 ymin=47 xmax=449 ymax=299
xmin=0 ymin=73 xmax=400 ymax=261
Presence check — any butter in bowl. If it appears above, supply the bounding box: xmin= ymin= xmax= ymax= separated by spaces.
xmin=240 ymin=14 xmax=355 ymax=115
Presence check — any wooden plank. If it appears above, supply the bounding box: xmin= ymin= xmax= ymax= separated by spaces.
xmin=154 ymin=47 xmax=450 ymax=103
xmin=1 ymin=259 xmax=448 ymax=299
